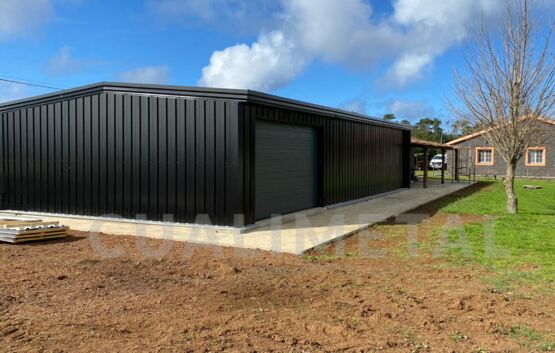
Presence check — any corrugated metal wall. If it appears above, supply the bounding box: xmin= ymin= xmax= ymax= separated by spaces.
xmin=0 ymin=92 xmax=243 ymax=225
xmin=243 ymin=103 xmax=406 ymax=224
xmin=0 ymin=89 xmax=409 ymax=227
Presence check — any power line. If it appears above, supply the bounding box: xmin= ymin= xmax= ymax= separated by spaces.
xmin=0 ymin=77 xmax=64 ymax=91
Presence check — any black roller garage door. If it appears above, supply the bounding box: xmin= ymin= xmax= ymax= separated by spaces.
xmin=255 ymin=121 xmax=319 ymax=220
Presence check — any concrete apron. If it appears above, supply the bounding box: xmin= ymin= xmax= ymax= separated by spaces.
xmin=0 ymin=181 xmax=474 ymax=255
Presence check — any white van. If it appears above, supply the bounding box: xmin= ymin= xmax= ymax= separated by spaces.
xmin=429 ymin=154 xmax=447 ymax=170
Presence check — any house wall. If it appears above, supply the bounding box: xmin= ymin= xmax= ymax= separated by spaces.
xmin=0 ymin=92 xmax=244 ymax=226
xmin=449 ymin=123 xmax=555 ymax=178
xmin=242 ymin=103 xmax=409 ymax=225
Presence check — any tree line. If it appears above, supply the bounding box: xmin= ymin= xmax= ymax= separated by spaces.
xmin=382 ymin=114 xmax=480 ymax=143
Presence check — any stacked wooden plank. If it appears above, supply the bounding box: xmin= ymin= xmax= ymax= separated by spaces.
xmin=0 ymin=217 xmax=68 ymax=243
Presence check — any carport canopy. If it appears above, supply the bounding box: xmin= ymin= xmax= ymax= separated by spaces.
xmin=410 ymin=138 xmax=458 ymax=188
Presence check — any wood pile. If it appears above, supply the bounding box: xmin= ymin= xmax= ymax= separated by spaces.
xmin=0 ymin=217 xmax=68 ymax=243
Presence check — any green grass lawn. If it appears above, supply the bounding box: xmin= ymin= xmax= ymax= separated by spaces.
xmin=438 ymin=179 xmax=555 ymax=294
xmin=443 ymin=179 xmax=555 ymax=215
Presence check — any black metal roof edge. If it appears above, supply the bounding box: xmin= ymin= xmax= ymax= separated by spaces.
xmin=245 ymin=90 xmax=411 ymax=130
xmin=101 ymin=82 xmax=250 ymax=100
xmin=0 ymin=82 xmax=106 ymax=110
xmin=0 ymin=82 xmax=250 ymax=110
xmin=0 ymin=82 xmax=411 ymax=130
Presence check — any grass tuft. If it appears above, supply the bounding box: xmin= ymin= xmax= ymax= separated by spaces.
xmin=540 ymin=342 xmax=555 ymax=351
xmin=303 ymin=254 xmax=340 ymax=263
xmin=449 ymin=330 xmax=469 ymax=342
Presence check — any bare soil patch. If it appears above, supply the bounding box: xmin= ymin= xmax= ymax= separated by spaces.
xmin=1 ymin=191 xmax=553 ymax=352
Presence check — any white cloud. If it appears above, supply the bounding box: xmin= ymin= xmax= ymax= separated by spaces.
xmin=384 ymin=0 xmax=502 ymax=87
xmin=393 ymin=0 xmax=499 ymax=30
xmin=388 ymin=99 xmax=436 ymax=121
xmin=387 ymin=53 xmax=433 ymax=87
xmin=118 ymin=66 xmax=171 ymax=84
xmin=0 ymin=82 xmax=28 ymax=103
xmin=45 ymin=45 xmax=93 ymax=75
xmin=199 ymin=0 xmax=502 ymax=91
xmin=0 ymin=0 xmax=53 ymax=40
xmin=340 ymin=97 xmax=367 ymax=115
xmin=283 ymin=0 xmax=402 ymax=67
xmin=200 ymin=31 xmax=308 ymax=91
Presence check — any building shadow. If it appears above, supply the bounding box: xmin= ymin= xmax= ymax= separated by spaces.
xmin=377 ymin=181 xmax=495 ymax=226
xmin=247 ymin=181 xmax=495 ymax=233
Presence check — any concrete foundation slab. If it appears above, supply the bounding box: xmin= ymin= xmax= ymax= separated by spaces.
xmin=1 ymin=181 xmax=474 ymax=255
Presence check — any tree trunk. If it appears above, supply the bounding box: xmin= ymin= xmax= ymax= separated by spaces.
xmin=504 ymin=160 xmax=518 ymax=214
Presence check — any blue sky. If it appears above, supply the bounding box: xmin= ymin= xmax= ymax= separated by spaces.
xmin=0 ymin=0 xmax=552 ymax=128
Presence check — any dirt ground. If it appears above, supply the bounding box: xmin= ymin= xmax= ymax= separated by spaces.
xmin=1 ymin=193 xmax=553 ymax=352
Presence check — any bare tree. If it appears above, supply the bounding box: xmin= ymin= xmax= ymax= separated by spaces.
xmin=451 ymin=0 xmax=555 ymax=213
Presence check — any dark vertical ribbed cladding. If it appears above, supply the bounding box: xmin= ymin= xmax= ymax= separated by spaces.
xmin=146 ymin=98 xmax=156 ymax=220
xmin=106 ymin=94 xmax=115 ymax=214
xmin=6 ymin=112 xmax=13 ymax=207
xmin=148 ymin=96 xmax=159 ymax=219
xmin=185 ymin=99 xmax=196 ymax=220
xmin=0 ymin=86 xmax=412 ymax=227
xmin=402 ymin=130 xmax=411 ymax=188
xmin=139 ymin=95 xmax=150 ymax=217
xmin=54 ymin=102 xmax=63 ymax=212
xmin=6 ymin=113 xmax=12 ymax=208
xmin=20 ymin=109 xmax=28 ymax=211
xmin=47 ymin=104 xmax=55 ymax=213
xmin=0 ymin=91 xmax=243 ymax=226
xmin=75 ymin=99 xmax=83 ymax=214
xmin=157 ymin=97 xmax=167 ymax=219
xmin=98 ymin=94 xmax=108 ymax=213
xmin=215 ymin=101 xmax=227 ymax=224
xmin=241 ymin=103 xmax=255 ymax=225
xmin=68 ymin=98 xmax=76 ymax=213
xmin=39 ymin=106 xmax=47 ymax=211
xmin=83 ymin=96 xmax=92 ymax=214
xmin=0 ymin=114 xmax=5 ymax=207
xmin=114 ymin=94 xmax=124 ymax=216
xmin=224 ymin=102 xmax=234 ymax=223
xmin=205 ymin=100 xmax=216 ymax=219
xmin=226 ymin=101 xmax=242 ymax=225
xmin=194 ymin=99 xmax=205 ymax=216
xmin=166 ymin=98 xmax=177 ymax=220
xmin=25 ymin=109 xmax=32 ymax=210
xmin=61 ymin=102 xmax=69 ymax=213
xmin=91 ymin=95 xmax=100 ymax=214
xmin=123 ymin=94 xmax=132 ymax=217
xmin=242 ymin=103 xmax=406 ymax=219
xmin=0 ymin=113 xmax=4 ymax=208
xmin=131 ymin=95 xmax=142 ymax=217
xmin=14 ymin=110 xmax=21 ymax=210
xmin=175 ymin=99 xmax=186 ymax=221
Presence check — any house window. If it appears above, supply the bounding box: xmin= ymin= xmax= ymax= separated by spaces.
xmin=526 ymin=147 xmax=546 ymax=166
xmin=475 ymin=147 xmax=494 ymax=166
